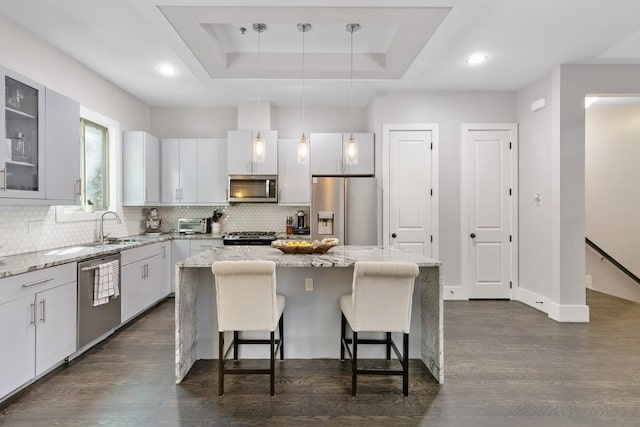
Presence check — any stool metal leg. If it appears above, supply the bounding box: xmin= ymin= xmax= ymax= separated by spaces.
xmin=233 ymin=331 xmax=239 ymax=361
xmin=279 ymin=314 xmax=284 ymax=360
xmin=352 ymin=331 xmax=358 ymax=397
xmin=270 ymin=331 xmax=275 ymax=396
xmin=340 ymin=313 xmax=346 ymax=361
xmin=386 ymin=332 xmax=392 ymax=360
xmin=218 ymin=331 xmax=224 ymax=397
xmin=403 ymin=332 xmax=409 ymax=397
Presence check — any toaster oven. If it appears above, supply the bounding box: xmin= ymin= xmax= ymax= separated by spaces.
xmin=178 ymin=218 xmax=210 ymax=234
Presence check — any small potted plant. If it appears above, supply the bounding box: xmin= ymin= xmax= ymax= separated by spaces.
xmin=211 ymin=209 xmax=224 ymax=235
xmin=85 ymin=199 xmax=95 ymax=213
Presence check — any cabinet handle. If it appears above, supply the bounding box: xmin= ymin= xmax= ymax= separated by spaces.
xmin=22 ymin=277 xmax=55 ymax=288
xmin=175 ymin=188 xmax=179 ymax=201
xmin=145 ymin=187 xmax=148 ymax=202
xmin=30 ymin=302 xmax=36 ymax=325
xmin=40 ymin=299 xmax=46 ymax=323
xmin=0 ymin=168 xmax=6 ymax=191
xmin=162 ymin=246 xmax=166 ymax=258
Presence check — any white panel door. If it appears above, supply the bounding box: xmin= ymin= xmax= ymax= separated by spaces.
xmin=35 ymin=282 xmax=77 ymax=376
xmin=466 ymin=129 xmax=513 ymax=299
xmin=389 ymin=130 xmax=433 ymax=256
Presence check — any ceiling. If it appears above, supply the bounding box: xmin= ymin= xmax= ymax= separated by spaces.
xmin=2 ymin=0 xmax=640 ymax=108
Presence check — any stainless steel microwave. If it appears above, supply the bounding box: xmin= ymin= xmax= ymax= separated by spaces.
xmin=228 ymin=175 xmax=278 ymax=203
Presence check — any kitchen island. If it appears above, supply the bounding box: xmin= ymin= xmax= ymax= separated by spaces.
xmin=175 ymin=246 xmax=443 ymax=384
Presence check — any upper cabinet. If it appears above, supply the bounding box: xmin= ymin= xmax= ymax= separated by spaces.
xmin=227 ymin=130 xmax=278 ymax=175
xmin=278 ymin=138 xmax=310 ymax=205
xmin=0 ymin=68 xmax=45 ymax=199
xmin=122 ymin=131 xmax=160 ymax=206
xmin=45 ymin=88 xmax=80 ymax=204
xmin=196 ymin=138 xmax=227 ymax=204
xmin=161 ymin=138 xmax=197 ymax=204
xmin=310 ymin=132 xmax=374 ymax=176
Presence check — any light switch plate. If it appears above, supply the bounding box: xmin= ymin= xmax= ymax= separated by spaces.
xmin=305 ymin=278 xmax=313 ymax=291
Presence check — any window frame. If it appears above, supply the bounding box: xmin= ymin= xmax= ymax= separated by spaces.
xmin=55 ymin=106 xmax=121 ymax=223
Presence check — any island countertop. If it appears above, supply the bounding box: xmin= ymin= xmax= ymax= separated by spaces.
xmin=175 ymin=245 xmax=444 ymax=385
xmin=177 ymin=245 xmax=442 ymax=268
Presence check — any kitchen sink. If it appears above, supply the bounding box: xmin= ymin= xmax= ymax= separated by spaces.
xmin=44 ymin=238 xmax=144 ymax=256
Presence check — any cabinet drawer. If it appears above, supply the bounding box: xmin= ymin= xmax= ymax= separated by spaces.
xmin=190 ymin=239 xmax=223 ymax=254
xmin=0 ymin=262 xmax=77 ymax=305
xmin=120 ymin=242 xmax=164 ymax=266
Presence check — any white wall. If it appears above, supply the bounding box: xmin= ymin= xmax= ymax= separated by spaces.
xmin=516 ymin=75 xmax=554 ymax=302
xmin=585 ymin=103 xmax=640 ymax=277
xmin=368 ymin=91 xmax=518 ymax=288
xmin=151 ymin=107 xmax=237 ymax=138
xmin=272 ymin=106 xmax=368 ymax=139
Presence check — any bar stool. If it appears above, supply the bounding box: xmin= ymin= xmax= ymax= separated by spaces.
xmin=212 ymin=260 xmax=285 ymax=397
xmin=339 ymin=261 xmax=419 ymax=396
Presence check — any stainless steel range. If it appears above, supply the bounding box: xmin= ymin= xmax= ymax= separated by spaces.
xmin=223 ymin=231 xmax=278 ymax=246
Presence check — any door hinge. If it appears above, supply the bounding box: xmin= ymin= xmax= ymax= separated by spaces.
xmin=430 ymin=235 xmax=433 ymax=243
xmin=430 ymin=142 xmax=433 ymax=150
xmin=509 ymin=281 xmax=513 ymax=289
xmin=509 ymin=142 xmax=512 ymax=149
xmin=509 ymin=235 xmax=512 ymax=242
xmin=509 ymin=188 xmax=512 ymax=196
xmin=430 ymin=188 xmax=433 ymax=196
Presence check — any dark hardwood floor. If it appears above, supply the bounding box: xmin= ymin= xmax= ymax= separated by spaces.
xmin=2 ymin=290 xmax=640 ymax=426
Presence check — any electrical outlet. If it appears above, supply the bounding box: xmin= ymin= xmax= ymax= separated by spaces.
xmin=28 ymin=221 xmax=44 ymax=234
xmin=305 ymin=278 xmax=313 ymax=291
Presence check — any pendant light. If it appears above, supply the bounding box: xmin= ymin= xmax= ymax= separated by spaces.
xmin=253 ymin=23 xmax=267 ymax=163
xmin=345 ymin=23 xmax=360 ymax=166
xmin=297 ymin=23 xmax=312 ymax=165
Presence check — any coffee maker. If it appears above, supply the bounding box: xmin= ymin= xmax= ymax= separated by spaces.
xmin=145 ymin=208 xmax=163 ymax=235
xmin=294 ymin=210 xmax=310 ymax=235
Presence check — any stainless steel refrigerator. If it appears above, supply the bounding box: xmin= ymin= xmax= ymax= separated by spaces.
xmin=311 ymin=177 xmax=377 ymax=245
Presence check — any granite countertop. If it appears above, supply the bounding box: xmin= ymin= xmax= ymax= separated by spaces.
xmin=0 ymin=232 xmax=225 ymax=279
xmin=178 ymin=245 xmax=441 ymax=268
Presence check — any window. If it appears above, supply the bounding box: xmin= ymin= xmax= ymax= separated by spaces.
xmin=81 ymin=118 xmax=109 ymax=210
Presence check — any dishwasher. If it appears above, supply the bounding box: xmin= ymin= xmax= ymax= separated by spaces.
xmin=77 ymin=253 xmax=121 ymax=349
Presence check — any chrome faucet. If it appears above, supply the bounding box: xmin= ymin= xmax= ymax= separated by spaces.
xmin=99 ymin=210 xmax=122 ymax=244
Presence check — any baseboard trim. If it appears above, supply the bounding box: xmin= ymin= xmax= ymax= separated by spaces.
xmin=514 ymin=287 xmax=549 ymax=314
xmin=443 ymin=285 xmax=467 ymax=300
xmin=548 ymin=302 xmax=590 ymax=323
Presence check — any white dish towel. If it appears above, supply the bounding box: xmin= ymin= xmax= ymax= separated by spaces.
xmin=93 ymin=260 xmax=120 ymax=306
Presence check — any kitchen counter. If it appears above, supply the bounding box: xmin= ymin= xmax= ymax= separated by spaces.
xmin=0 ymin=232 xmax=224 ymax=279
xmin=175 ymin=245 xmax=443 ymax=384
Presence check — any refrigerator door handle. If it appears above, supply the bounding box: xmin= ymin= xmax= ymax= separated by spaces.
xmin=344 ymin=179 xmax=348 ymax=245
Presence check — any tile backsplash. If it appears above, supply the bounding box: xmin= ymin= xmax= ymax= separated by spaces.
xmin=0 ymin=203 xmax=306 ymax=257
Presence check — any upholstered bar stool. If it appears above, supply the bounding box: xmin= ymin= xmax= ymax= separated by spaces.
xmin=212 ymin=260 xmax=285 ymax=397
xmin=340 ymin=261 xmax=419 ymax=396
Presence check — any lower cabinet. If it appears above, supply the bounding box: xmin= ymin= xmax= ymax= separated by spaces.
xmin=0 ymin=263 xmax=77 ymax=401
xmin=120 ymin=242 xmax=171 ymax=323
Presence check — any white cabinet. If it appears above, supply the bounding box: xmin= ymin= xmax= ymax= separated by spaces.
xmin=161 ymin=138 xmax=197 ymax=204
xmin=310 ymin=132 xmax=374 ymax=176
xmin=120 ymin=242 xmax=170 ymax=322
xmin=122 ymin=131 xmax=160 ymax=206
xmin=0 ymin=294 xmax=35 ymax=399
xmin=0 ymin=67 xmax=46 ymax=199
xmin=35 ymin=281 xmax=77 ymax=376
xmin=0 ymin=263 xmax=77 ymax=401
xmin=227 ymin=130 xmax=278 ymax=175
xmin=45 ymin=88 xmax=81 ymax=203
xmin=196 ymin=138 xmax=227 ymax=204
xmin=160 ymin=241 xmax=171 ymax=298
xmin=278 ymin=138 xmax=310 ymax=205
xmin=171 ymin=240 xmax=190 ymax=293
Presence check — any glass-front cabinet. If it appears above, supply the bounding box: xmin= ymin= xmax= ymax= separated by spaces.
xmin=0 ymin=68 xmax=45 ymax=198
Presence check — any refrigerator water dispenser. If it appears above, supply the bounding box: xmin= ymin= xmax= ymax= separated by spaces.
xmin=317 ymin=211 xmax=334 ymax=235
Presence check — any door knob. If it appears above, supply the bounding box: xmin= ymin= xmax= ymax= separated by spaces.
xmin=470 ymin=233 xmax=476 ymax=238
xmin=391 ymin=233 xmax=397 ymax=238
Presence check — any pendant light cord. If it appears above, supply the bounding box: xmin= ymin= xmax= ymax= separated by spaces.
xmin=349 ymin=26 xmax=354 ymax=136
xmin=258 ymin=27 xmax=262 ymax=125
xmin=302 ymin=27 xmax=306 ymax=135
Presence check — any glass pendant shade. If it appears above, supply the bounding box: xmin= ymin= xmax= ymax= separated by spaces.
xmin=345 ymin=133 xmax=358 ymax=166
xmin=297 ymin=133 xmax=309 ymax=164
xmin=253 ymin=132 xmax=266 ymax=163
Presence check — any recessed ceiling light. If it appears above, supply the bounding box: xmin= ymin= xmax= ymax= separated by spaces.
xmin=466 ymin=53 xmax=488 ymax=66
xmin=157 ymin=63 xmax=177 ymax=77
